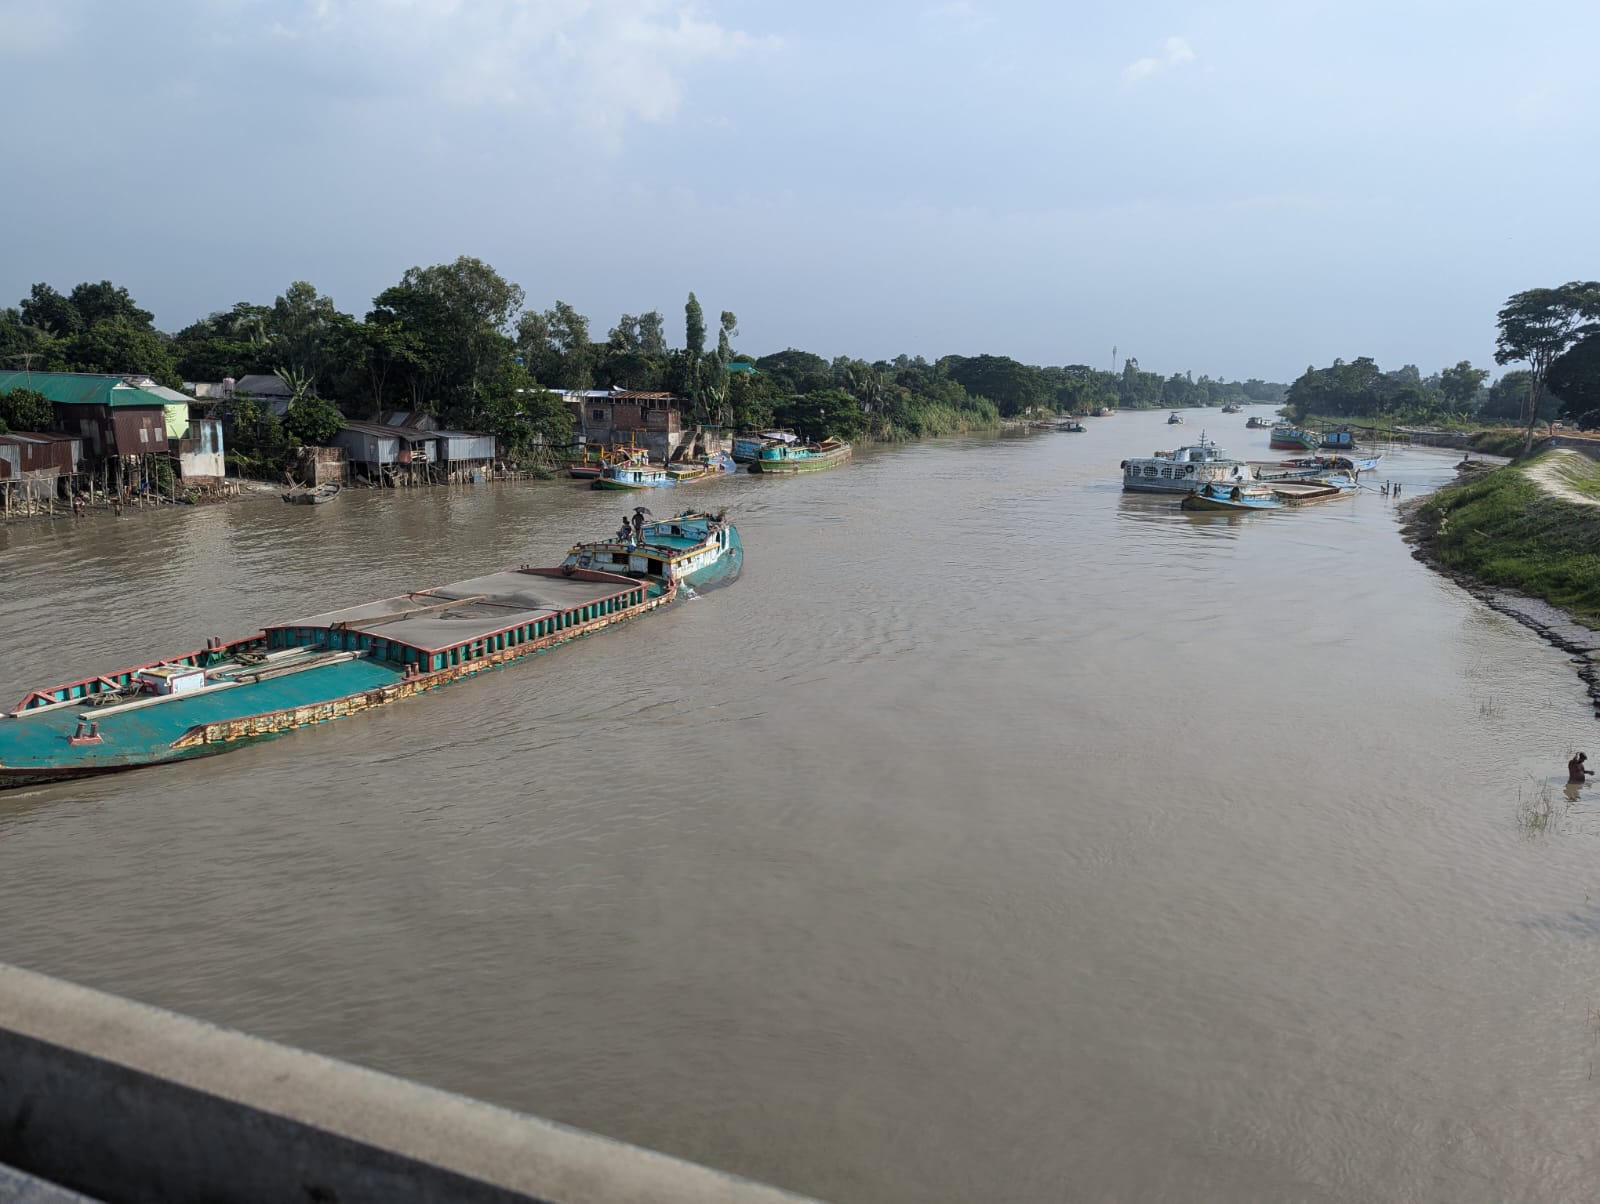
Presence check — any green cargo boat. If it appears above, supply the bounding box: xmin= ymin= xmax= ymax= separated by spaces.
xmin=750 ymin=438 xmax=851 ymax=473
xmin=0 ymin=512 xmax=741 ymax=789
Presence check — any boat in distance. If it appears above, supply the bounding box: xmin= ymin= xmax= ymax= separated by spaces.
xmin=1269 ymin=424 xmax=1321 ymax=452
xmin=751 ymin=438 xmax=851 ymax=473
xmin=1246 ymin=416 xmax=1271 ymax=428
xmin=0 ymin=511 xmax=741 ymax=790
xmin=1121 ymin=434 xmax=1252 ymax=494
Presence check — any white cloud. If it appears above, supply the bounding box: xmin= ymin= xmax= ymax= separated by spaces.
xmin=1122 ymin=35 xmax=1196 ymax=85
xmin=255 ymin=0 xmax=776 ymax=139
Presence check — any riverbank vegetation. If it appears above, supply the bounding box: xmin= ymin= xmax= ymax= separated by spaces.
xmin=0 ymin=265 xmax=1285 ymax=475
xmin=1283 ymin=281 xmax=1600 ymax=447
xmin=1411 ymin=453 xmax=1600 ymax=625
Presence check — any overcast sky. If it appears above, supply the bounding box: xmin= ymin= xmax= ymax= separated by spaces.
xmin=2 ymin=0 xmax=1596 ymax=383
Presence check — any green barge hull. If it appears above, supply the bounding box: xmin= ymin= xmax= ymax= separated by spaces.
xmin=1 ymin=518 xmax=741 ymax=790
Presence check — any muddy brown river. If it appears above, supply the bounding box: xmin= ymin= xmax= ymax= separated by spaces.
xmin=2 ymin=408 xmax=1597 ymax=1202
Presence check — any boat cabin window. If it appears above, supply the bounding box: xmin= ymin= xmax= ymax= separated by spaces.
xmin=647 ymin=558 xmax=663 ymax=575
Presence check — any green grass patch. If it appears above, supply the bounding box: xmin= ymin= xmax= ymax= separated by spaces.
xmin=1466 ymin=428 xmax=1533 ymax=458
xmin=1417 ymin=455 xmax=1600 ymax=624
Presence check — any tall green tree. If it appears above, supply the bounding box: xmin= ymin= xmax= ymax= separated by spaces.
xmin=371 ymin=257 xmax=524 ymax=421
xmin=1494 ymin=281 xmax=1600 ymax=452
xmin=267 ymin=282 xmax=352 ymax=391
xmin=682 ymin=292 xmax=706 ymax=416
xmin=1547 ymin=333 xmax=1600 ymax=425
xmin=1438 ymin=361 xmax=1489 ymax=412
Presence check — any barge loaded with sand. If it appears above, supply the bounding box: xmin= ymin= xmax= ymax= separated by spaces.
xmin=0 ymin=511 xmax=741 ymax=788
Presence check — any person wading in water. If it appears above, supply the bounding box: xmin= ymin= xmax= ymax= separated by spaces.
xmin=1569 ymin=752 xmax=1594 ymax=785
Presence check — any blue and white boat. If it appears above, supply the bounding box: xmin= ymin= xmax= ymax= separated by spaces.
xmin=563 ymin=510 xmax=743 ymax=593
xmin=1121 ymin=434 xmax=1252 ymax=494
xmin=592 ymin=460 xmax=672 ymax=490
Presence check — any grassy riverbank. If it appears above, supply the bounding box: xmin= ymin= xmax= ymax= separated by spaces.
xmin=1409 ymin=452 xmax=1600 ymax=626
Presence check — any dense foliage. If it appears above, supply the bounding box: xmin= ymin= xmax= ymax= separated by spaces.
xmin=0 ymin=387 xmax=53 ymax=434
xmin=1283 ymin=358 xmax=1499 ymax=425
xmin=2 ymin=266 xmax=1289 ymax=461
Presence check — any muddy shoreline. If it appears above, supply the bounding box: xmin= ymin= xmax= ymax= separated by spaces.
xmin=1401 ymin=470 xmax=1600 ymax=719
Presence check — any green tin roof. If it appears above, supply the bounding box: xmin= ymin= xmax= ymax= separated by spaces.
xmin=0 ymin=371 xmax=170 ymax=408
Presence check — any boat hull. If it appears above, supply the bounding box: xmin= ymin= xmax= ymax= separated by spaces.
xmin=752 ymin=442 xmax=851 ymax=473
xmin=1269 ymin=426 xmax=1320 ymax=452
xmin=1181 ymin=487 xmax=1279 ymax=511
xmin=591 ymin=476 xmax=671 ymax=490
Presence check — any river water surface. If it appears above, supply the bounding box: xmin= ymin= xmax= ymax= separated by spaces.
xmin=3 ymin=408 xmax=1599 ymax=1202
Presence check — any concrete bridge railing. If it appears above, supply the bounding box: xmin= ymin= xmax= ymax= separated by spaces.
xmin=0 ymin=961 xmax=821 ymax=1204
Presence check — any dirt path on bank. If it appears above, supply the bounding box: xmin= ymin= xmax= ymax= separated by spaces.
xmin=1522 ymin=448 xmax=1600 ymax=507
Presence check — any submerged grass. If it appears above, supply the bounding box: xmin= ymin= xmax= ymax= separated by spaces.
xmin=1414 ymin=453 xmax=1600 ymax=625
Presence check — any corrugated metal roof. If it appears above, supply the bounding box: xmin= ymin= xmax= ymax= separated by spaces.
xmin=0 ymin=371 xmax=167 ymax=408
xmin=339 ymin=420 xmax=431 ymax=442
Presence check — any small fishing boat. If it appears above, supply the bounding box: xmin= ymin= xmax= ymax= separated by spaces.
xmin=1220 ymin=403 xmax=1243 ymax=414
xmin=1181 ymin=482 xmax=1281 ymax=512
xmin=1057 ymin=419 xmax=1086 ymax=432
xmin=1121 ymin=433 xmax=1251 ymax=494
xmin=282 ymin=482 xmax=340 ymax=505
xmin=1093 ymin=407 xmax=1115 ymax=417
xmin=751 ymin=438 xmax=851 ymax=473
xmin=1167 ymin=412 xmax=1184 ymax=425
xmin=668 ymin=450 xmax=738 ymax=481
xmin=0 ymin=512 xmax=742 ymax=790
xmin=1269 ymin=424 xmax=1320 ymax=452
xmin=1245 ymin=416 xmax=1271 ymax=429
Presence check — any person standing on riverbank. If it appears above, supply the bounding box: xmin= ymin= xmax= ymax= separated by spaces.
xmin=1569 ymin=752 xmax=1593 ymax=784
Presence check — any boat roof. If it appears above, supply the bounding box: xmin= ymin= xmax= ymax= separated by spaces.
xmin=281 ymin=570 xmax=627 ymax=653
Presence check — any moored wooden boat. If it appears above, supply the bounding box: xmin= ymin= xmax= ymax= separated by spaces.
xmin=1181 ymin=483 xmax=1281 ymax=512
xmin=1266 ymin=476 xmax=1358 ymax=504
xmin=751 ymin=438 xmax=851 ymax=473
xmin=282 ymin=483 xmax=340 ymax=505
xmin=592 ymin=460 xmax=672 ymax=490
xmin=0 ymin=513 xmax=741 ymax=790
xmin=1269 ymin=425 xmax=1320 ymax=452
xmin=732 ymin=429 xmax=798 ymax=463
xmin=1246 ymin=416 xmax=1271 ymax=428
xmin=1257 ymin=453 xmax=1381 ymax=481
